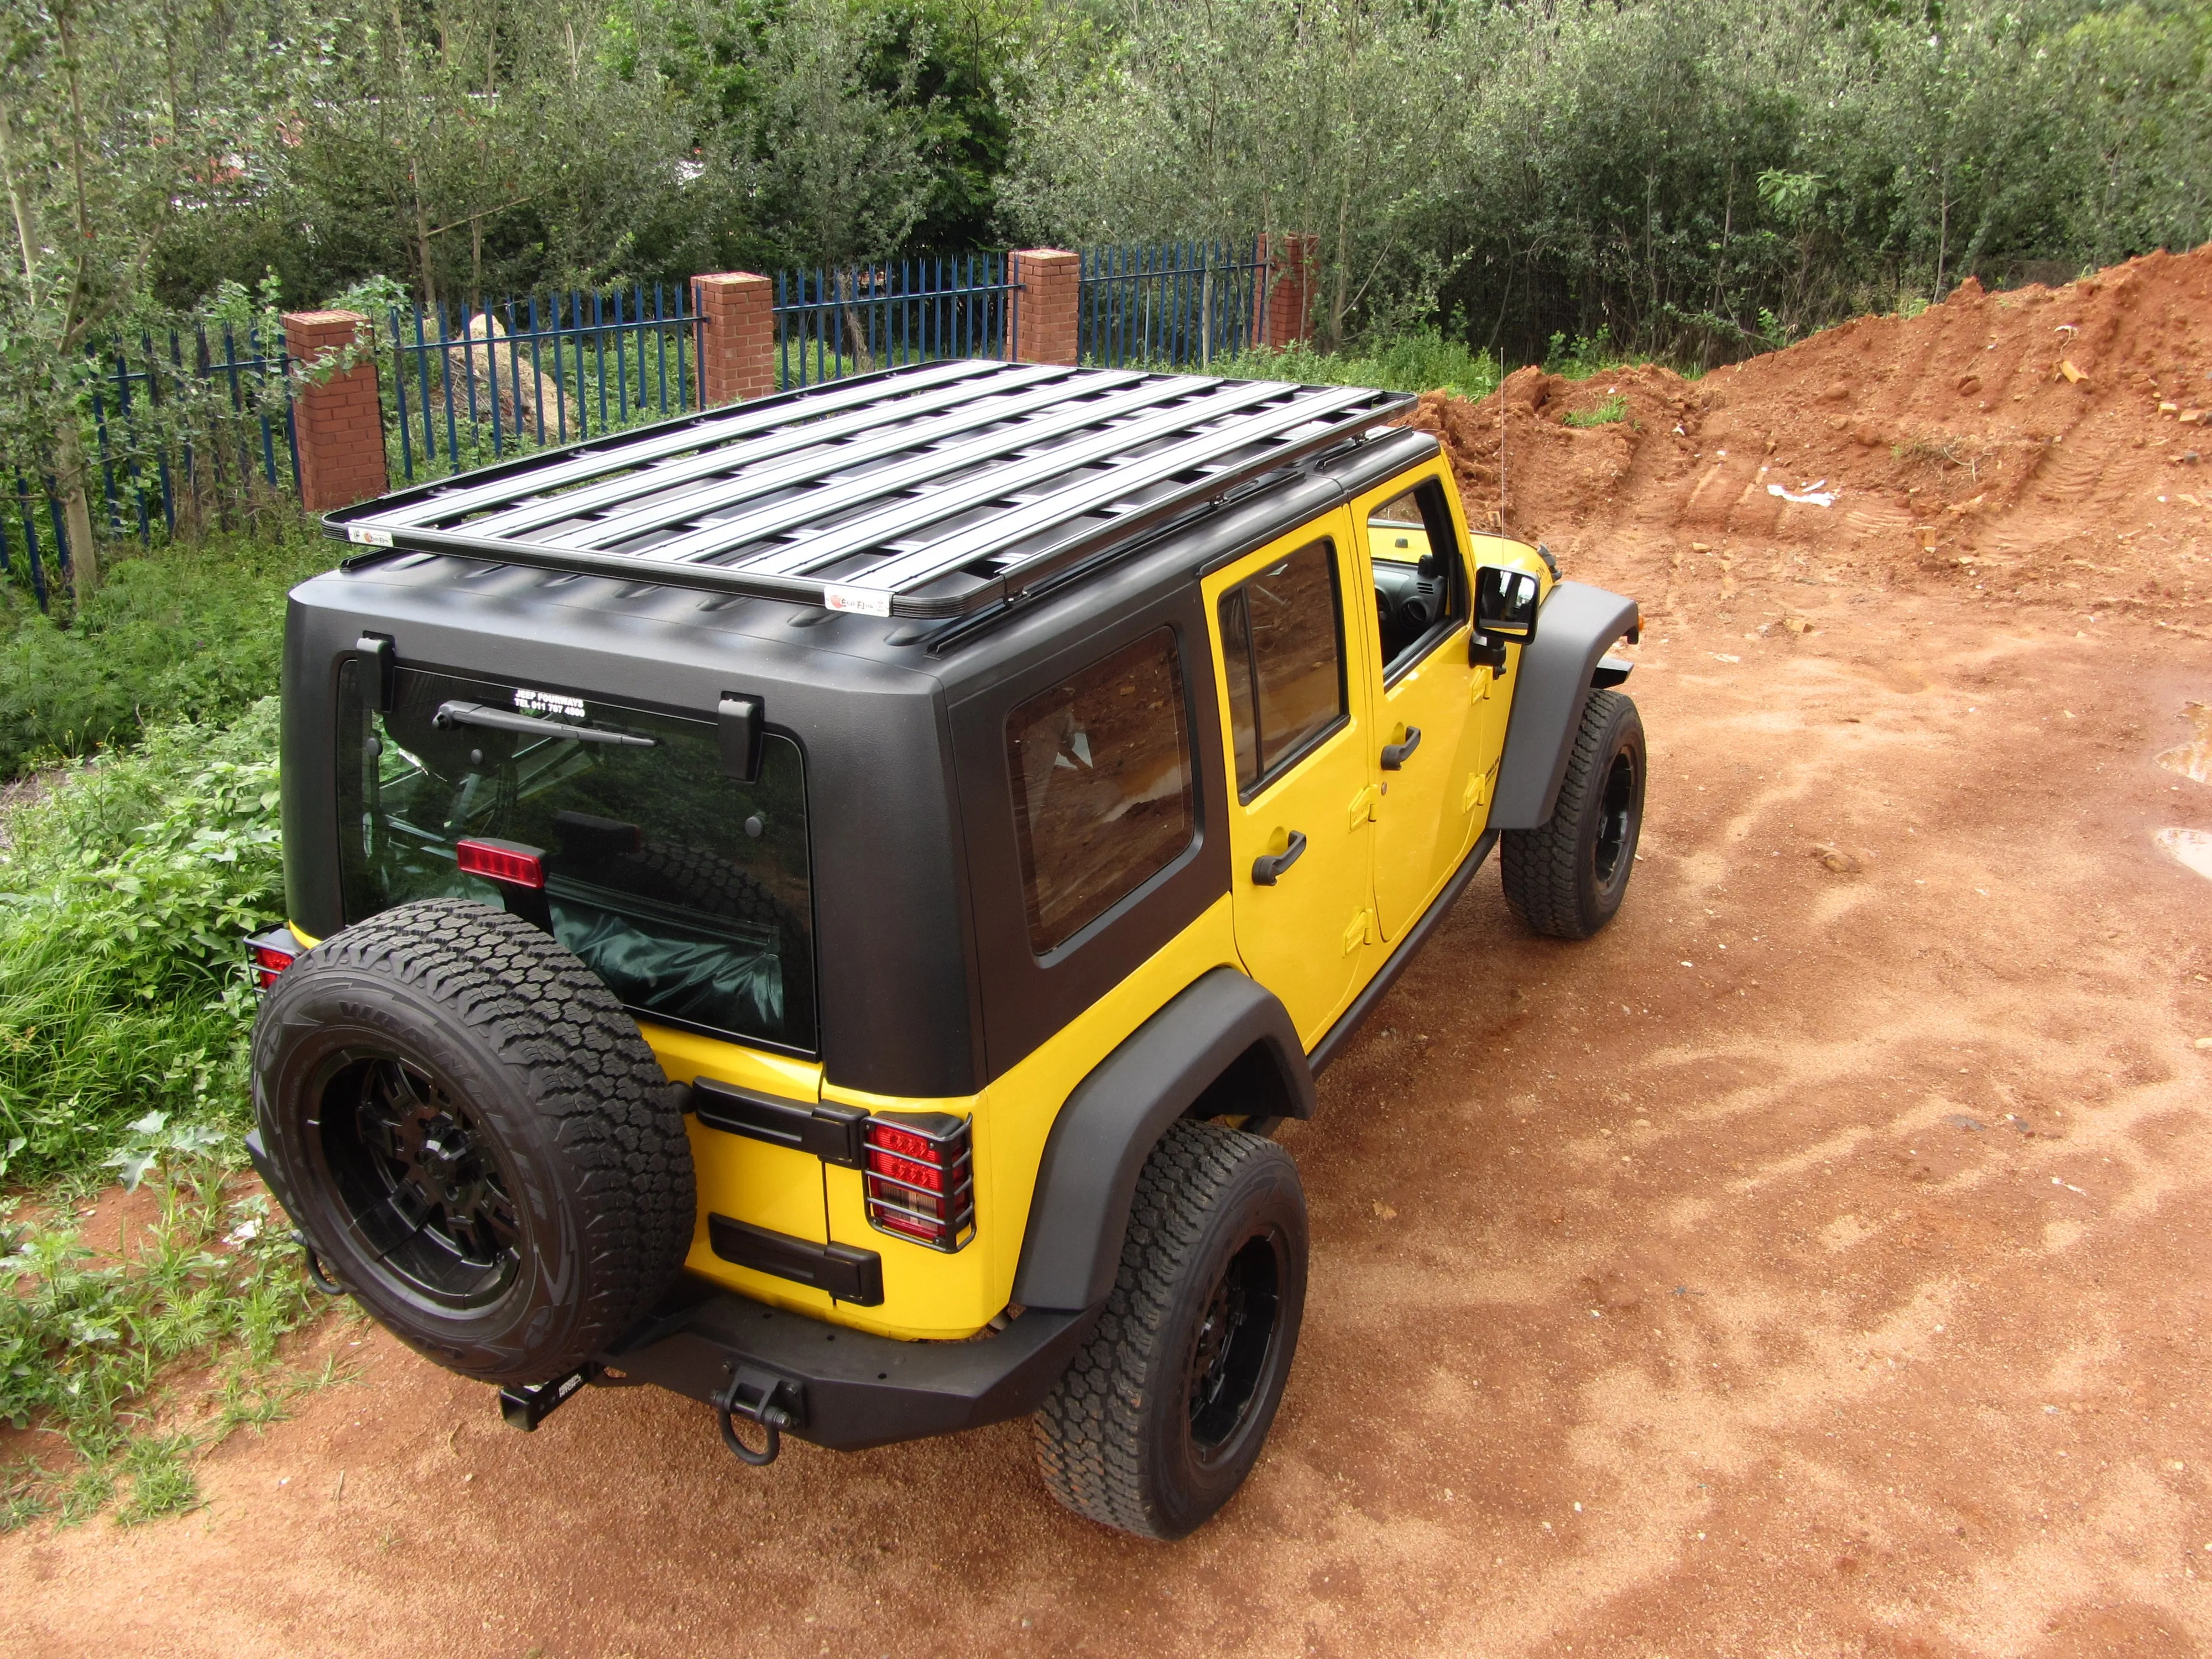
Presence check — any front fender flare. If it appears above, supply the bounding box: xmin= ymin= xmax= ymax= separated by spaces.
xmin=1490 ymin=580 xmax=1641 ymax=830
xmin=1010 ymin=969 xmax=1312 ymax=1313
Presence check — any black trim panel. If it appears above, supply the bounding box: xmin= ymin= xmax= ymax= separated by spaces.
xmin=1489 ymin=581 xmax=1641 ymax=830
xmin=708 ymin=1215 xmax=885 ymax=1306
xmin=1011 ymin=968 xmax=1312 ymax=1311
xmin=692 ymin=1078 xmax=867 ymax=1168
xmin=604 ymin=1281 xmax=1102 ymax=1451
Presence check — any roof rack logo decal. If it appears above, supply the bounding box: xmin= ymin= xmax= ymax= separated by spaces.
xmin=823 ymin=584 xmax=893 ymax=618
xmin=346 ymin=526 xmax=394 ymax=547
xmin=514 ymin=687 xmax=587 ymax=721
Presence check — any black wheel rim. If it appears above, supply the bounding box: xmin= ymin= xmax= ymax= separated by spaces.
xmin=316 ymin=1055 xmax=522 ymax=1310
xmin=1185 ymin=1229 xmax=1285 ymax=1466
xmin=1593 ymin=747 xmax=1639 ymax=886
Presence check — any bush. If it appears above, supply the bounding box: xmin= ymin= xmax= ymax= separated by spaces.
xmin=0 ymin=528 xmax=332 ymax=781
xmin=0 ymin=701 xmax=284 ymax=1188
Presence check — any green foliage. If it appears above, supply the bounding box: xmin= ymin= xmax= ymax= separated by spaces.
xmin=0 ymin=1155 xmax=326 ymax=1531
xmin=1563 ymin=395 xmax=1630 ymax=429
xmin=0 ymin=529 xmax=330 ymax=779
xmin=0 ymin=701 xmax=284 ymax=1187
xmin=1011 ymin=0 xmax=2212 ymax=366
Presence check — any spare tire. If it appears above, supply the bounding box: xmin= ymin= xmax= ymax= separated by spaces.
xmin=251 ymin=898 xmax=695 ymax=1385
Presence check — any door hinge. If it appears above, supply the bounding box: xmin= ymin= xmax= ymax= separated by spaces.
xmin=1463 ymin=765 xmax=1495 ymax=812
xmin=1348 ymin=784 xmax=1381 ymax=828
xmin=1343 ymin=908 xmax=1377 ymax=954
xmin=1470 ymin=669 xmax=1493 ymax=703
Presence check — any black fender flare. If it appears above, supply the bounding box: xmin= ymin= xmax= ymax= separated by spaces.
xmin=1010 ymin=968 xmax=1313 ymax=1313
xmin=1489 ymin=580 xmax=1642 ymax=830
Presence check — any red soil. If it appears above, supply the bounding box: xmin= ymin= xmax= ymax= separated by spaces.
xmin=1406 ymin=244 xmax=2212 ymax=629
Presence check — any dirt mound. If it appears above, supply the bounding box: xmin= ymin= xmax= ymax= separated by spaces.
xmin=1406 ymin=243 xmax=2212 ymax=629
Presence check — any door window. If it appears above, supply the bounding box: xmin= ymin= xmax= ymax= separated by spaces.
xmin=1366 ymin=479 xmax=1469 ymax=681
xmin=1005 ymin=627 xmax=1196 ymax=955
xmin=1216 ymin=538 xmax=1348 ymax=797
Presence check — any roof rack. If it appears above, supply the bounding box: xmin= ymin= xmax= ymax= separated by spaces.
xmin=327 ymin=360 xmax=1417 ymax=620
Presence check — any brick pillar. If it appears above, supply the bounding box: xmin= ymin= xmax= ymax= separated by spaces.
xmin=1259 ymin=233 xmax=1318 ymax=348
xmin=282 ymin=310 xmax=388 ymax=511
xmin=1009 ymin=249 xmax=1082 ymax=367
xmin=692 ymin=273 xmax=776 ymax=406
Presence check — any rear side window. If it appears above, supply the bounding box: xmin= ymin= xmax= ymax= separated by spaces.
xmin=1216 ymin=537 xmax=1347 ymax=796
xmin=336 ymin=664 xmax=816 ymax=1053
xmin=1005 ymin=628 xmax=1195 ymax=955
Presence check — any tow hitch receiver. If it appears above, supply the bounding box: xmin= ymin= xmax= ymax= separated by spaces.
xmin=716 ymin=1365 xmax=805 ymax=1467
xmin=499 ymin=1363 xmax=599 ymax=1432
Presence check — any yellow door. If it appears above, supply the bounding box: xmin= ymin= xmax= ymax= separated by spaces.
xmin=1354 ymin=468 xmax=1488 ymax=940
xmin=1204 ymin=518 xmax=1380 ymax=1048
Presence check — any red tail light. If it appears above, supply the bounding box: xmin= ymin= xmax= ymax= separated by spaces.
xmin=246 ymin=927 xmax=301 ymax=992
xmin=456 ymin=837 xmax=546 ymax=888
xmin=863 ymin=1113 xmax=974 ymax=1252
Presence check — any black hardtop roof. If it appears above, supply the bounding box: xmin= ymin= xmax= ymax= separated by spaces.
xmin=328 ymin=360 xmax=1416 ymax=623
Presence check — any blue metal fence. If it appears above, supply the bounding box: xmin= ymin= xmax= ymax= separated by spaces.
xmin=380 ymin=284 xmax=701 ymax=486
xmin=1 ymin=237 xmax=1281 ymax=613
xmin=1079 ymin=239 xmax=1270 ymax=369
xmin=773 ymin=257 xmax=1017 ymax=389
xmin=1 ymin=324 xmax=298 ymax=611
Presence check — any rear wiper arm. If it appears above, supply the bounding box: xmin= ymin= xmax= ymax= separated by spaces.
xmin=432 ymin=701 xmax=656 ymax=747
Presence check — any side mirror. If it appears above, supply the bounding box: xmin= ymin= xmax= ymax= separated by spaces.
xmin=1474 ymin=565 xmax=1541 ymax=643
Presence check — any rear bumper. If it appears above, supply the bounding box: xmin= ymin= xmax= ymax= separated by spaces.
xmin=601 ymin=1277 xmax=1102 ymax=1452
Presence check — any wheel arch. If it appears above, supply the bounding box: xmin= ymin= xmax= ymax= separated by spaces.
xmin=1490 ymin=580 xmax=1642 ymax=830
xmin=1010 ymin=969 xmax=1313 ymax=1313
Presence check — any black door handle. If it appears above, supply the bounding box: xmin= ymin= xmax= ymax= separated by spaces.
xmin=1381 ymin=726 xmax=1423 ymax=770
xmin=1251 ymin=830 xmax=1308 ymax=886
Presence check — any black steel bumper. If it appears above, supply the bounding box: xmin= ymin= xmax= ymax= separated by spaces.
xmin=599 ymin=1276 xmax=1103 ymax=1452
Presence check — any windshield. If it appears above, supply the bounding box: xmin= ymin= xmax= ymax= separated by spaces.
xmin=336 ymin=662 xmax=816 ymax=1053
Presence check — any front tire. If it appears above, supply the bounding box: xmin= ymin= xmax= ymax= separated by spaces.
xmin=1033 ymin=1121 xmax=1308 ymax=1540
xmin=250 ymin=899 xmax=695 ymax=1385
xmin=1500 ymin=687 xmax=1645 ymax=939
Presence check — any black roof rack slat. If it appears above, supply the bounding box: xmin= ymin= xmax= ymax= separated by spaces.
xmin=329 ymin=365 xmax=1418 ymax=623
xmin=538 ymin=368 xmax=1155 ymax=556
xmin=367 ymin=358 xmax=1001 ymax=529
xmin=855 ymin=384 xmax=1383 ymax=593
xmin=629 ymin=373 xmax=1232 ymax=571
xmin=465 ymin=362 xmax=1079 ymax=541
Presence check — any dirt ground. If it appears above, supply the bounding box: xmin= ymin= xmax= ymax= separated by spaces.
xmin=7 ymin=254 xmax=2212 ymax=1658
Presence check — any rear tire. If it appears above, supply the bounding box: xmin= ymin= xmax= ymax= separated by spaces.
xmin=1033 ymin=1121 xmax=1307 ymax=1540
xmin=251 ymin=899 xmax=694 ymax=1385
xmin=1501 ymin=688 xmax=1645 ymax=940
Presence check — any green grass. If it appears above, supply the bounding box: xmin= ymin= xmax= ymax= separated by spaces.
xmin=0 ymin=694 xmax=334 ymax=1530
xmin=1563 ymin=393 xmax=1629 ymax=428
xmin=0 ymin=524 xmax=334 ymax=781
xmin=1139 ymin=326 xmax=1503 ymax=400
xmin=0 ymin=1149 xmax=332 ymax=1531
xmin=0 ymin=699 xmax=284 ymax=1187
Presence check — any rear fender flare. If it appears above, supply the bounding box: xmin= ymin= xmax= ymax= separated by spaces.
xmin=1489 ymin=580 xmax=1641 ymax=830
xmin=1010 ymin=969 xmax=1313 ymax=1313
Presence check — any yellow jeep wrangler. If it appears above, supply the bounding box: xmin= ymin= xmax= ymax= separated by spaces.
xmin=246 ymin=359 xmax=1643 ymax=1539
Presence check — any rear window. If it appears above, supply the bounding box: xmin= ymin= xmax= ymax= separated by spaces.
xmin=336 ymin=664 xmax=816 ymax=1053
xmin=1005 ymin=629 xmax=1195 ymax=955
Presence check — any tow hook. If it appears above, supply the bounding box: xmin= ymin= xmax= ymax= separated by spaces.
xmin=499 ymin=1363 xmax=600 ymax=1432
xmin=293 ymin=1230 xmax=347 ymax=1296
xmin=716 ymin=1365 xmax=804 ymax=1467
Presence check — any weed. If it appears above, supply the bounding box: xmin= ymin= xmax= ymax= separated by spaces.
xmin=0 ymin=526 xmax=331 ymax=781
xmin=1146 ymin=327 xmax=1502 ymax=400
xmin=0 ymin=700 xmax=282 ymax=1185
xmin=0 ymin=1151 xmax=325 ymax=1530
xmin=1564 ymin=394 xmax=1629 ymax=429
xmin=1545 ymin=328 xmax=1630 ymax=382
